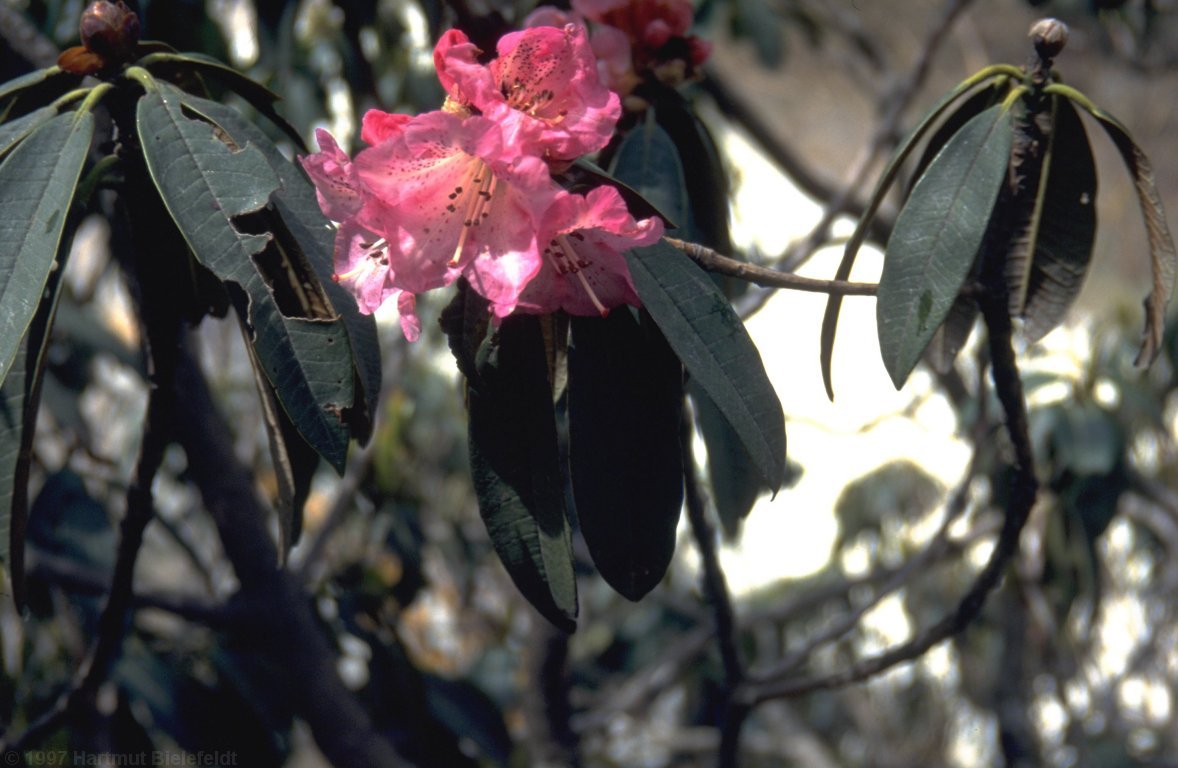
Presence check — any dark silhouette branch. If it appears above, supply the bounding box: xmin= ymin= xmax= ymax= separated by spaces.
xmin=740 ymin=285 xmax=1037 ymax=704
xmin=172 ymin=338 xmax=405 ymax=768
xmin=681 ymin=405 xmax=747 ymax=768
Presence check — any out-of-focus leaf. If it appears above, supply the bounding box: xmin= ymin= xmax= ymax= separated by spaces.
xmin=0 ymin=111 xmax=93 ymax=389
xmin=174 ymin=87 xmax=381 ymax=444
xmin=730 ymin=0 xmax=784 ymax=67
xmin=568 ymin=309 xmax=683 ymax=600
xmin=137 ymin=86 xmax=354 ymax=472
xmin=1007 ymin=97 xmax=1097 ymax=342
xmin=877 ymin=103 xmax=1015 ymax=389
xmin=423 ymin=675 xmax=513 ymax=766
xmin=625 ymin=240 xmax=786 ymax=491
xmin=468 ymin=315 xmax=577 ymax=631
xmin=1047 ymin=83 xmax=1177 ymax=367
xmin=610 ymin=112 xmax=690 ymax=230
xmin=821 ymin=65 xmax=1022 ymax=398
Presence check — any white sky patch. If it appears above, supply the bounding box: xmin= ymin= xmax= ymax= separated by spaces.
xmin=714 ymin=126 xmax=969 ymax=593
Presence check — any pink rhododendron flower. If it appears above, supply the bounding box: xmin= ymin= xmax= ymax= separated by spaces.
xmin=512 ymin=186 xmax=664 ymax=317
xmin=434 ymin=25 xmax=620 ymax=162
xmin=301 ymin=109 xmax=559 ymax=338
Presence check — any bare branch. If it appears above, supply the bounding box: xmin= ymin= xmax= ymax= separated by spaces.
xmin=663 ymin=237 xmax=877 ymax=296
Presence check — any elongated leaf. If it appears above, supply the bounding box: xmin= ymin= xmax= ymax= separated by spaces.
xmin=2 ymin=258 xmax=69 ymax=607
xmin=0 ymin=111 xmax=93 ymax=389
xmin=137 ymin=87 xmax=354 ymax=471
xmin=877 ymin=103 xmax=1015 ymax=389
xmin=468 ymin=315 xmax=577 ymax=631
xmin=692 ymin=383 xmax=763 ymax=538
xmin=138 ymin=52 xmax=304 ymax=147
xmin=0 ymin=106 xmax=58 ymax=161
xmin=169 ymin=86 xmax=381 ymax=443
xmin=609 ymin=112 xmax=691 ymax=231
xmin=820 ymin=65 xmax=1021 ymax=398
xmin=1010 ymin=97 xmax=1097 ymax=342
xmin=1047 ymin=83 xmax=1177 ymax=366
xmin=568 ymin=310 xmax=683 ymax=600
xmin=624 ymin=241 xmax=786 ymax=490
xmin=0 ymin=67 xmax=78 ymax=118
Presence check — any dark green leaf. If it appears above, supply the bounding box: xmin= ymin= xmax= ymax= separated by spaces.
xmin=568 ymin=309 xmax=683 ymax=600
xmin=137 ymin=86 xmax=354 ymax=471
xmin=624 ymin=240 xmax=786 ymax=490
xmin=423 ymin=675 xmax=513 ymax=766
xmin=0 ymin=111 xmax=93 ymax=389
xmin=137 ymin=52 xmax=304 ymax=147
xmin=172 ymin=87 xmax=381 ymax=443
xmin=1048 ymin=83 xmax=1177 ymax=367
xmin=821 ymin=65 xmax=1021 ymax=398
xmin=609 ymin=112 xmax=690 ymax=229
xmin=468 ymin=315 xmax=577 ymax=631
xmin=877 ymin=103 xmax=1015 ymax=389
xmin=1007 ymin=97 xmax=1097 ymax=343
xmin=0 ymin=67 xmax=79 ymax=117
xmin=691 ymin=383 xmax=764 ymax=539
xmin=563 ymin=159 xmax=674 ymax=226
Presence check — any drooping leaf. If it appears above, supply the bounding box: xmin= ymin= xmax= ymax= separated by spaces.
xmin=624 ymin=240 xmax=786 ymax=491
xmin=174 ymin=87 xmax=382 ymax=442
xmin=876 ymin=102 xmax=1015 ymax=389
xmin=691 ymin=382 xmax=764 ymax=539
xmin=1047 ymin=83 xmax=1177 ymax=366
xmin=568 ymin=309 xmax=683 ymax=600
xmin=0 ymin=111 xmax=93 ymax=389
xmin=138 ymin=52 xmax=304 ymax=147
xmin=1009 ymin=96 xmax=1097 ymax=342
xmin=467 ymin=315 xmax=577 ymax=631
xmin=137 ymin=86 xmax=355 ymax=472
xmin=820 ymin=65 xmax=1022 ymax=398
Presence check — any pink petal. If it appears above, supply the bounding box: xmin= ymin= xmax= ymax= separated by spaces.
xmin=433 ymin=29 xmax=495 ymax=108
xmin=488 ymin=24 xmax=620 ymax=160
xmin=332 ymin=220 xmax=398 ymax=315
xmin=516 ymin=186 xmax=663 ymax=316
xmin=397 ymin=293 xmax=421 ymax=341
xmin=360 ymin=109 xmax=412 ymax=146
xmin=300 ymin=129 xmax=362 ymax=221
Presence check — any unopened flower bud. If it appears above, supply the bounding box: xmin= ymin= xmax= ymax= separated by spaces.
xmin=1029 ymin=18 xmax=1068 ymax=60
xmin=80 ymin=0 xmax=140 ymax=62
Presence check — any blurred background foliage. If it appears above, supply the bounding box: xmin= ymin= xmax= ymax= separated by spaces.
xmin=2 ymin=0 xmax=1178 ymax=766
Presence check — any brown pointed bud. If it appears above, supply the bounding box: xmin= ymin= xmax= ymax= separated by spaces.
xmin=1029 ymin=18 xmax=1069 ymax=60
xmin=80 ymin=0 xmax=140 ymax=64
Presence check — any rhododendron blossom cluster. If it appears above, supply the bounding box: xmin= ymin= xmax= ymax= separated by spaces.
xmin=526 ymin=0 xmax=712 ymax=98
xmin=300 ymin=23 xmax=663 ymax=341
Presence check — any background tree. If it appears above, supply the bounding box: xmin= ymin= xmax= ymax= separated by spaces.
xmin=0 ymin=1 xmax=1176 ymax=767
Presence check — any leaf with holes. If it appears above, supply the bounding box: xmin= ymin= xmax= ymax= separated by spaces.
xmin=877 ymin=103 xmax=1014 ymax=389
xmin=137 ymin=86 xmax=354 ymax=471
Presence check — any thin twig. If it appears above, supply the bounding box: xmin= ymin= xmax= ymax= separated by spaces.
xmin=740 ymin=280 xmax=1037 ymax=705
xmin=664 ymin=237 xmax=877 ymax=296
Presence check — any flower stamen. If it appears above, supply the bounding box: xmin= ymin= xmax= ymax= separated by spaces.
xmin=556 ymin=235 xmax=607 ymax=316
xmin=450 ymin=161 xmax=497 ymax=266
